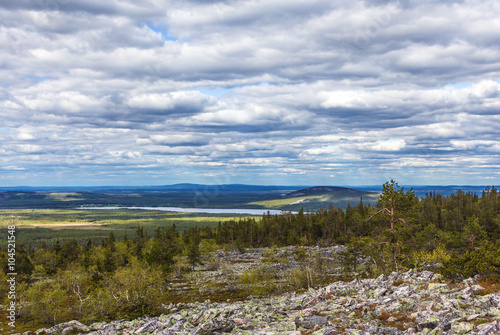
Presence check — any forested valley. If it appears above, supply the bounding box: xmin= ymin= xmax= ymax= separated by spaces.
xmin=1 ymin=181 xmax=500 ymax=331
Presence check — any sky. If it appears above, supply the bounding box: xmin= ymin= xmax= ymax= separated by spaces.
xmin=0 ymin=0 xmax=499 ymax=187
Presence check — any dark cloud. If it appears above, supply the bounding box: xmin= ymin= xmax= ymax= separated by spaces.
xmin=0 ymin=0 xmax=164 ymax=18
xmin=0 ymin=0 xmax=499 ymax=186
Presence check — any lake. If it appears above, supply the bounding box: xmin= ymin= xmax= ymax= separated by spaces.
xmin=77 ymin=206 xmax=294 ymax=215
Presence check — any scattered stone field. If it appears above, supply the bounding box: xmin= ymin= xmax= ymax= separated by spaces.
xmin=28 ymin=267 xmax=500 ymax=335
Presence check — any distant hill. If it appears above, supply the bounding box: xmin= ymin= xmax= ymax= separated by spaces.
xmin=284 ymin=186 xmax=373 ymax=198
xmin=248 ymin=186 xmax=380 ymax=211
xmin=2 ymin=184 xmax=491 ymax=211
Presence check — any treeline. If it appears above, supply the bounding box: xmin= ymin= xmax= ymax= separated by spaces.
xmin=1 ymin=181 xmax=499 ymax=328
xmin=214 ymin=183 xmax=500 ymax=277
xmin=0 ymin=225 xmax=210 ymax=327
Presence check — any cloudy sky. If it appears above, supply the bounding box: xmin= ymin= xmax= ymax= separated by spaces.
xmin=1 ymin=0 xmax=499 ymax=187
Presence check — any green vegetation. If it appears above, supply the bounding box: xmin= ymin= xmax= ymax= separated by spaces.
xmin=248 ymin=186 xmax=379 ymax=211
xmin=0 ymin=181 xmax=499 ymax=332
xmin=0 ymin=189 xmax=289 ymax=210
xmin=0 ymin=209 xmax=253 ymax=246
xmin=249 ymin=195 xmax=325 ymax=208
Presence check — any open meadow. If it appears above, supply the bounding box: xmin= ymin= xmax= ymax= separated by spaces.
xmin=0 ymin=209 xmax=256 ymax=247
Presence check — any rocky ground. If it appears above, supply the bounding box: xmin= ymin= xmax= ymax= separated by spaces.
xmin=27 ymin=269 xmax=500 ymax=335
xmin=168 ymin=246 xmax=349 ymax=300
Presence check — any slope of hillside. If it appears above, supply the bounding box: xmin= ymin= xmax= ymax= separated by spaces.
xmin=248 ymin=186 xmax=380 ymax=211
xmin=33 ymin=268 xmax=500 ymax=335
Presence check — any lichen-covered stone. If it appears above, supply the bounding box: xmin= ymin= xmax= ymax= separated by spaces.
xmin=196 ymin=318 xmax=235 ymax=334
xmin=477 ymin=321 xmax=500 ymax=335
xmin=294 ymin=315 xmax=329 ymax=329
xmin=24 ymin=265 xmax=500 ymax=335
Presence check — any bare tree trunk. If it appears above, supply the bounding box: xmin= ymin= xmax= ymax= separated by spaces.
xmin=95 ymin=271 xmax=119 ymax=302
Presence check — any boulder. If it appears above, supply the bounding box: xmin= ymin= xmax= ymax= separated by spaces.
xmin=478 ymin=321 xmax=500 ymax=335
xmin=415 ymin=320 xmax=438 ymax=331
xmin=437 ymin=319 xmax=451 ymax=331
xmin=295 ymin=315 xmax=329 ymax=329
xmin=134 ymin=320 xmax=161 ymax=334
xmin=196 ymin=318 xmax=235 ymax=334
xmin=34 ymin=320 xmax=89 ymax=335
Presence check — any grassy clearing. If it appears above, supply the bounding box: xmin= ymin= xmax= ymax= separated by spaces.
xmin=0 ymin=209 xmax=256 ymax=246
xmin=45 ymin=193 xmax=87 ymax=201
xmin=21 ymin=223 xmax=105 ymax=230
xmin=248 ymin=195 xmax=324 ymax=208
xmin=248 ymin=193 xmax=380 ymax=211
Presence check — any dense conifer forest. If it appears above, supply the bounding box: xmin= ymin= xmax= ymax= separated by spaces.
xmin=1 ymin=181 xmax=499 ymax=330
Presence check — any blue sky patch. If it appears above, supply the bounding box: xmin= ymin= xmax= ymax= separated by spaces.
xmin=145 ymin=23 xmax=178 ymax=41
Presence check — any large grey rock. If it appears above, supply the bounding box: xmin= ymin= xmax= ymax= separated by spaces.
xmin=367 ymin=326 xmax=402 ymax=334
xmin=489 ymin=293 xmax=500 ymax=307
xmin=134 ymin=319 xmax=161 ymax=334
xmin=156 ymin=330 xmax=177 ymax=335
xmin=374 ymin=287 xmax=388 ymax=297
xmin=295 ymin=315 xmax=329 ymax=329
xmin=393 ymin=285 xmax=412 ymax=297
xmin=34 ymin=320 xmax=89 ymax=335
xmin=100 ymin=324 xmax=120 ymax=335
xmin=478 ymin=321 xmax=500 ymax=335
xmin=438 ymin=319 xmax=451 ymax=331
xmin=196 ymin=318 xmax=235 ymax=334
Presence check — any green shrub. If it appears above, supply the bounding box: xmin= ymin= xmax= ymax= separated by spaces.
xmin=286 ymin=268 xmax=310 ymax=290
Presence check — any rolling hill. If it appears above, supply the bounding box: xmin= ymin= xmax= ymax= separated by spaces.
xmin=248 ymin=186 xmax=380 ymax=211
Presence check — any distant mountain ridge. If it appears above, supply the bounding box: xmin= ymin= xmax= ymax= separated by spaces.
xmin=284 ymin=186 xmax=376 ymax=198
xmin=0 ymin=184 xmax=494 ymax=211
xmin=0 ymin=184 xmax=493 ymax=196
